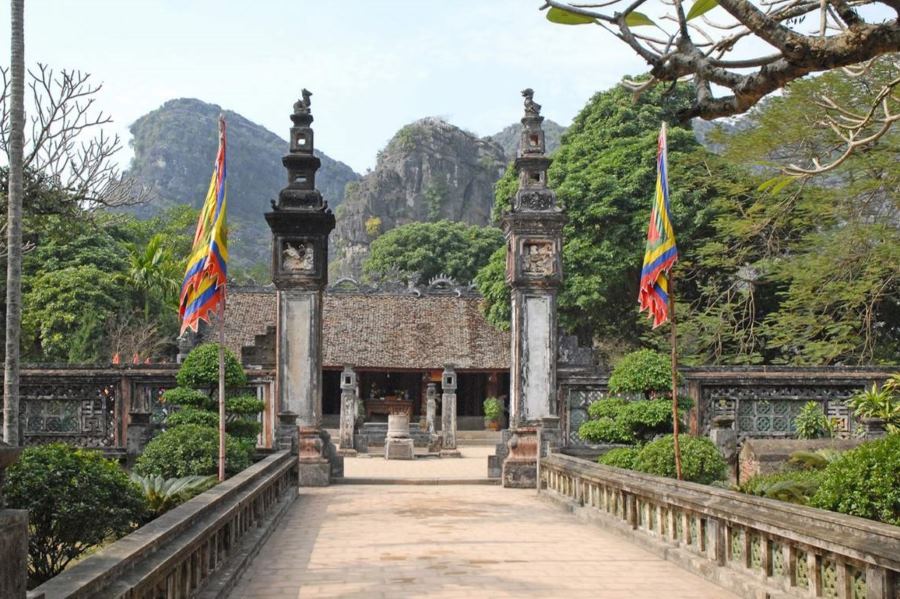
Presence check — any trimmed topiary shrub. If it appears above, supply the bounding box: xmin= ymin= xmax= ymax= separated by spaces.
xmin=175 ymin=343 xmax=247 ymax=388
xmin=810 ymin=434 xmax=900 ymax=525
xmin=607 ymin=349 xmax=678 ymax=398
xmin=135 ymin=424 xmax=253 ymax=478
xmin=5 ymin=443 xmax=146 ymax=586
xmin=162 ymin=344 xmax=264 ymax=444
xmin=633 ymin=435 xmax=727 ymax=485
xmin=598 ymin=447 xmax=640 ymax=469
xmin=578 ymin=397 xmax=690 ymax=444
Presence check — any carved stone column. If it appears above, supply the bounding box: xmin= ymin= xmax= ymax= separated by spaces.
xmin=440 ymin=366 xmax=461 ymax=458
xmin=338 ymin=365 xmax=358 ymax=456
xmin=0 ymin=443 xmax=27 ymax=598
xmin=265 ymin=90 xmax=342 ymax=486
xmin=498 ymin=89 xmax=566 ymax=488
xmin=425 ymin=383 xmax=437 ymax=434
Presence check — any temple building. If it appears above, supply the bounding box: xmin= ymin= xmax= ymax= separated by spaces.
xmin=212 ymin=278 xmax=510 ymax=430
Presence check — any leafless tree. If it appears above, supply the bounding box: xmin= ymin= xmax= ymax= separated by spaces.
xmin=541 ymin=1 xmax=899 ymax=121
xmin=0 ymin=63 xmax=149 ymax=210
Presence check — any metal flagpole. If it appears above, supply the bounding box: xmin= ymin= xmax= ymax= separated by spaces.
xmin=670 ymin=270 xmax=683 ymax=480
xmin=218 ymin=292 xmax=226 ymax=482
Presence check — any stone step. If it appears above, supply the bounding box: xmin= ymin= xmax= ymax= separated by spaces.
xmin=335 ymin=477 xmax=499 ymax=486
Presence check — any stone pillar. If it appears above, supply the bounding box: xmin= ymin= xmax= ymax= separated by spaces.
xmin=709 ymin=415 xmax=738 ymax=482
xmin=0 ymin=443 xmax=27 ymax=598
xmin=384 ymin=412 xmax=415 ymax=460
xmin=338 ymin=365 xmax=358 ymax=456
xmin=440 ymin=366 xmax=461 ymax=458
xmin=425 ymin=383 xmax=437 ymax=434
xmin=265 ymin=89 xmax=342 ymax=486
xmin=497 ymin=89 xmax=566 ymax=487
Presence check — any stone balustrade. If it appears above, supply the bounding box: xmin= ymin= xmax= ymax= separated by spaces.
xmin=540 ymin=453 xmax=899 ymax=599
xmin=29 ymin=451 xmax=297 ymax=599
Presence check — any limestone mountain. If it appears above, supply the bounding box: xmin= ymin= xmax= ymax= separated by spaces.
xmin=333 ymin=117 xmax=508 ymax=276
xmin=488 ymin=118 xmax=566 ymax=159
xmin=127 ymin=98 xmax=360 ymax=268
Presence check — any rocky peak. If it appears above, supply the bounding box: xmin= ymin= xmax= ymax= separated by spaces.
xmin=332 ymin=118 xmax=507 ymax=276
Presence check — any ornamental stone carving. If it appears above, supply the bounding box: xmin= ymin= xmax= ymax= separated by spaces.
xmin=282 ymin=241 xmax=314 ymax=272
xmin=522 ymin=241 xmax=555 ymax=276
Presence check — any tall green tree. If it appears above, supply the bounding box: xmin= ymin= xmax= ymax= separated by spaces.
xmin=478 ymin=83 xmax=721 ymax=346
xmin=364 ymin=220 xmax=503 ymax=285
xmin=679 ymin=61 xmax=900 ymax=365
xmin=4 ymin=0 xmax=25 ymax=445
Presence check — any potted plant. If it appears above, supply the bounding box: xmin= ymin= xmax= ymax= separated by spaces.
xmin=848 ymin=378 xmax=900 ymax=437
xmin=483 ymin=397 xmax=503 ymax=431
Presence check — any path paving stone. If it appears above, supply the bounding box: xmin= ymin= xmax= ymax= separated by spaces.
xmin=229 ymin=483 xmax=738 ymax=598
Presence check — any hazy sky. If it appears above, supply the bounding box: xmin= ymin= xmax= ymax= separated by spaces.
xmin=2 ymin=0 xmax=647 ymax=173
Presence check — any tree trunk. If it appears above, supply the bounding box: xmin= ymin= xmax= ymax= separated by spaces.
xmin=4 ymin=0 xmax=25 ymax=446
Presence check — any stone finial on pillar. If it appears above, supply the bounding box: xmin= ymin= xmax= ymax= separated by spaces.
xmin=0 ymin=443 xmax=27 ymax=598
xmin=493 ymin=89 xmax=566 ymax=487
xmin=265 ymin=90 xmax=341 ymax=486
xmin=338 ymin=365 xmax=358 ymax=456
xmin=440 ymin=365 xmax=461 ymax=458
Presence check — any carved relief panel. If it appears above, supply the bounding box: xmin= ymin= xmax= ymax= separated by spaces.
xmin=282 ymin=240 xmax=315 ymax=273
xmin=522 ymin=240 xmax=555 ymax=277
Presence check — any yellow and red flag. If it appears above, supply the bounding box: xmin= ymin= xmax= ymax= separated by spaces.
xmin=638 ymin=123 xmax=678 ymax=328
xmin=179 ymin=116 xmax=228 ymax=333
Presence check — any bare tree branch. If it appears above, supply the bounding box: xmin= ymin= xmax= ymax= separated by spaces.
xmin=0 ymin=63 xmax=150 ymax=211
xmin=542 ymin=0 xmax=900 ymax=120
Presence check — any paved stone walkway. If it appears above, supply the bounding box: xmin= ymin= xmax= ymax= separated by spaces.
xmin=229 ymin=484 xmax=737 ymax=599
xmin=343 ymin=446 xmax=493 ymax=479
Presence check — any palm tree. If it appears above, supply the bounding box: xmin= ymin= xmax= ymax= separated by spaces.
xmin=4 ymin=0 xmax=25 ymax=445
xmin=127 ymin=233 xmax=181 ymax=321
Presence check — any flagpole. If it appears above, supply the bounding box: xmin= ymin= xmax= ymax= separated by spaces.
xmin=670 ymin=270 xmax=683 ymax=480
xmin=218 ymin=293 xmax=226 ymax=482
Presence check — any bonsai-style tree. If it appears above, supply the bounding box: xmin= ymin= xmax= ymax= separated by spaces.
xmin=134 ymin=344 xmax=262 ymax=478
xmin=162 ymin=343 xmax=264 ymax=441
xmin=579 ymin=349 xmax=688 ymax=444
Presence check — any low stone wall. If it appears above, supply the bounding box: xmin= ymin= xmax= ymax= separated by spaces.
xmin=540 ymin=453 xmax=899 ymax=599
xmin=738 ymin=438 xmax=865 ymax=484
xmin=29 ymin=451 xmax=297 ymax=599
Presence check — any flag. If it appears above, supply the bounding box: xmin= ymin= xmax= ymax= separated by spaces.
xmin=179 ymin=116 xmax=228 ymax=333
xmin=638 ymin=123 xmax=678 ymax=328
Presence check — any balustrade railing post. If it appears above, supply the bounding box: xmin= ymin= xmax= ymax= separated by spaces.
xmin=865 ymin=566 xmax=889 ymax=599
xmin=625 ymin=493 xmax=637 ymax=529
xmin=808 ymin=552 xmax=822 ymax=597
xmin=706 ymin=517 xmax=726 ymax=565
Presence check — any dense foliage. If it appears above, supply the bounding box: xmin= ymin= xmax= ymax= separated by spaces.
xmin=810 ymin=435 xmax=900 ymax=526
xmin=0 ymin=169 xmax=196 ymax=364
xmin=607 ymin=349 xmax=676 ymax=398
xmin=363 ymin=220 xmax=503 ymax=285
xmin=579 ymin=398 xmax=679 ymax=444
xmin=596 ymin=435 xmax=726 ymax=484
xmin=476 ymin=64 xmax=899 ymax=365
xmin=479 ymin=83 xmax=718 ymax=346
xmin=632 ymin=435 xmax=727 ymax=485
xmin=740 ymin=469 xmax=825 ymax=505
xmin=793 ymin=402 xmax=835 ymax=440
xmin=130 ymin=473 xmax=217 ymax=520
xmin=5 ymin=443 xmax=146 ymax=585
xmin=597 ymin=447 xmax=639 ymax=469
xmin=134 ymin=424 xmax=253 ymax=478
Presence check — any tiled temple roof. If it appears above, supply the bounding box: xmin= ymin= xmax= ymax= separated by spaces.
xmin=222 ymin=286 xmax=510 ymax=370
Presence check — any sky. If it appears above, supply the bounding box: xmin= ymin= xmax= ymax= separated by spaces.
xmin=0 ymin=0 xmax=647 ymax=173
